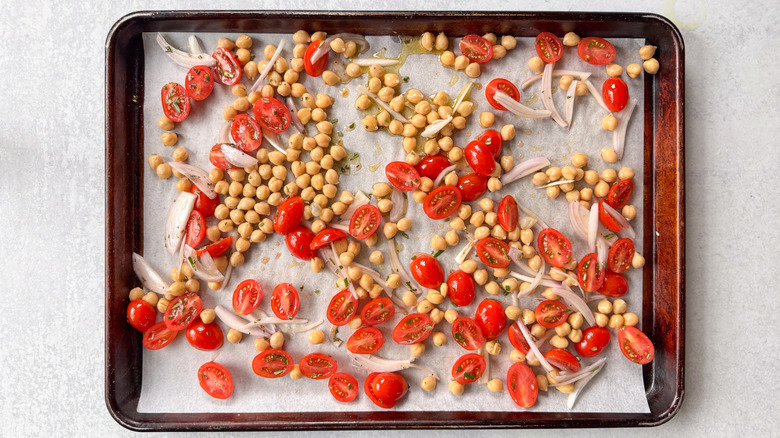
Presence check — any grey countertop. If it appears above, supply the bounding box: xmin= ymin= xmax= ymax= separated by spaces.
xmin=1 ymin=0 xmax=778 ymax=436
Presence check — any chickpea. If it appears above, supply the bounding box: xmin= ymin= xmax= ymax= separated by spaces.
xmin=492 ymin=44 xmax=507 ymax=59
xmin=604 ymin=62 xmax=623 ymax=77
xmin=601 ymin=147 xmax=619 ymax=163
xmin=460 ymin=259 xmax=477 ymax=274
xmin=528 ymin=56 xmax=544 ymax=73
xmin=465 ymin=62 xmax=481 ymax=78
xmin=510 ymin=349 xmax=526 ymax=363
xmin=435 ymin=32 xmax=448 ymax=50
xmin=487 ymin=177 xmax=502 ymax=192
xmin=223 ymin=106 xmax=237 ymax=120
xmin=602 ymin=114 xmax=618 ymax=131
xmin=623 ymin=312 xmax=639 ymax=327
xmin=601 ymin=168 xmax=618 ymax=183
xmin=575 ymin=80 xmax=588 ymax=96
xmin=161 ymin=132 xmax=177 ymax=146
xmin=243 ymin=61 xmax=259 ymax=80
xmin=550 ymin=335 xmax=569 ymax=349
xmin=500 ymin=124 xmax=516 ymax=142
xmin=607 ymin=314 xmax=624 ymax=329
xmin=410 ymin=343 xmax=426 ymax=357
xmin=396 ymin=217 xmax=411 ymax=232
xmin=128 ymin=287 xmax=144 ymax=301
xmin=156 ymin=163 xmax=172 ymax=179
xmin=322 ymin=70 xmax=339 ymax=86
xmin=431 ymin=332 xmax=447 ymax=347
xmin=421 ymin=376 xmax=437 ymax=392
xmin=639 ymin=44 xmax=657 ymax=60
xmin=293 ymin=30 xmax=310 ymax=44
xmin=563 ymin=32 xmax=580 ymax=47
xmin=433 ymin=91 xmax=450 ymax=107
xmin=227 ymin=329 xmax=242 ymax=344
xmin=532 ymin=172 xmax=550 ymax=187
xmin=643 ymin=58 xmax=660 ymax=74
xmin=217 ymin=37 xmax=235 ymax=50
xmin=597 ymin=299 xmax=613 ymax=314
xmin=530 ymin=323 xmax=546 ymax=338
xmin=621 ymin=205 xmax=637 ymax=221
xmin=449 ymin=381 xmax=465 ymax=396
xmin=626 ymin=63 xmax=642 ymax=79
xmin=559 ymin=74 xmax=574 ymax=91
xmin=568 ymin=329 xmax=583 ymax=343
xmin=595 ymin=312 xmax=609 ymax=327
xmin=473 ymin=269 xmax=488 ymax=286
xmin=362 ymin=114 xmax=378 ymax=131
xmin=420 ymin=31 xmax=435 ymax=51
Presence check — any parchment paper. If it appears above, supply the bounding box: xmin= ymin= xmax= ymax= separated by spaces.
xmin=137 ymin=31 xmax=648 ymax=414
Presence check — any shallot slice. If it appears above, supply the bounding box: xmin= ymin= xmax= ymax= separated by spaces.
xmin=156 ymin=33 xmax=216 ymax=68
xmin=164 ymin=192 xmax=196 ymax=254
xmin=285 ymin=96 xmax=306 ymax=134
xmin=355 ymin=85 xmax=408 ymax=123
xmin=588 ymin=203 xmax=599 ymax=253
xmin=515 ymin=321 xmax=555 ymax=373
xmin=564 ymin=79 xmax=578 ymax=128
xmin=350 ymin=58 xmax=399 ymax=66
xmin=541 ymin=63 xmax=568 ymax=127
xmin=251 ymin=38 xmax=286 ymax=92
xmin=601 ymin=201 xmax=636 ymax=238
xmin=167 ymin=162 xmax=217 ymax=199
xmin=432 ymin=165 xmax=457 ymax=188
xmin=311 ymin=33 xmax=369 ymax=63
xmin=567 ymin=360 xmax=606 ymax=410
xmin=494 ymin=91 xmax=552 ymax=119
xmin=132 ymin=253 xmax=169 ymax=295
xmin=499 ymin=157 xmax=551 ymax=186
xmin=584 ymin=79 xmax=610 ymax=112
xmin=220 ymin=144 xmax=258 ymax=168
xmin=388 ymin=189 xmax=407 ymax=223
xmin=569 ymin=200 xmax=591 ymax=241
xmin=614 ymin=98 xmax=638 ymax=160
xmin=552 ymin=286 xmax=596 ymax=326
xmin=339 ymin=191 xmax=370 ymax=222
xmin=215 ymin=305 xmax=269 ymax=338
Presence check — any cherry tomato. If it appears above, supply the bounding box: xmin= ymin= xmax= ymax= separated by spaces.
xmin=328 ymin=372 xmax=359 ymax=402
xmin=452 ymin=317 xmax=484 ymax=351
xmin=409 ymin=254 xmax=445 ymax=289
xmin=186 ymin=320 xmax=224 ymax=351
xmin=464 ymin=140 xmax=496 ymax=176
xmin=415 ymin=154 xmax=451 ymax=180
xmin=534 ymin=300 xmax=569 ymax=328
xmin=459 ymin=34 xmax=493 ymax=63
xmin=184 ymin=65 xmax=215 ymax=101
xmin=475 ymin=299 xmax=507 ymax=340
xmin=349 ymin=204 xmax=381 ymax=240
xmin=232 ymin=279 xmax=262 ymax=315
xmin=447 ymin=270 xmax=476 ymax=307
xmin=476 ymin=129 xmax=503 ymax=159
xmin=230 ymin=114 xmax=264 ymax=152
xmin=299 ymin=352 xmax=338 ymax=380
xmin=252 ymin=349 xmax=294 ymax=378
xmin=457 ymin=173 xmax=488 ymax=202
xmin=195 ymin=236 xmax=232 ymax=258
xmin=452 ymin=353 xmax=486 ymax=385
xmin=577 ymin=36 xmax=617 ymax=65
xmin=497 ymin=195 xmax=519 ymax=232
xmin=534 ymin=32 xmax=563 ymax=63
xmin=364 ymin=372 xmax=407 ymax=409
xmin=347 ymin=326 xmax=384 ymax=354
xmin=603 ymin=77 xmax=629 ymax=112
xmin=273 ymin=196 xmax=304 ymax=235
xmin=618 ymin=326 xmax=655 ymax=364
xmin=575 ymin=326 xmax=611 ymax=357
xmin=163 ymin=292 xmax=203 ymax=331
xmin=423 ymin=185 xmax=462 ymax=220
xmin=385 ymin=161 xmax=421 ymax=191
xmin=485 ymin=78 xmax=520 ymax=111
xmin=608 ymin=238 xmax=635 ymax=274
xmin=310 ymin=227 xmax=348 ymax=250
xmin=607 ymin=179 xmax=634 ymax=209
xmin=598 ymin=198 xmax=623 ymax=232
xmin=208 ymin=144 xmax=234 ymax=170
xmin=211 ymin=47 xmax=242 ymax=85
xmin=392 ymin=313 xmax=434 ymax=345
xmin=127 ymin=299 xmax=156 ymax=332
xmin=544 ymin=348 xmax=580 ymax=372
xmin=189 ymin=184 xmax=220 ymax=217
xmin=251 ymin=96 xmax=290 ymax=133
xmin=326 ymin=290 xmax=358 ymax=326
xmin=360 ymin=297 xmax=395 ymax=325
xmin=475 ymin=237 xmax=511 ymax=269
xmin=303 ymin=40 xmax=329 ymax=77
xmin=537 ymin=228 xmax=574 ymax=268
xmin=598 ymin=271 xmax=629 ymax=297
xmin=161 ymin=82 xmax=190 ymax=122
xmin=507 ymin=323 xmax=531 ymax=354
xmin=285 ymin=226 xmax=317 ymax=260
xmin=506 ymin=362 xmax=538 ymax=408
xmin=271 ymin=283 xmax=300 ymax=320
xmin=184 ymin=210 xmax=205 ymax=248
xmin=197 ymin=362 xmax=233 ymax=399
xmin=142 ymin=321 xmax=177 ymax=350
xmin=577 ymin=252 xmax=606 ymax=292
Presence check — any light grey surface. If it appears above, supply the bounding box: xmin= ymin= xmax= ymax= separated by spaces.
xmin=0 ymin=0 xmax=778 ymax=437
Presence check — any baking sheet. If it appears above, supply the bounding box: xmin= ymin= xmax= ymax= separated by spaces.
xmin=136 ymin=31 xmax=648 ymax=414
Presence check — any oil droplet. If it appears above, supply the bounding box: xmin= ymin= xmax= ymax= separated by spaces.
xmin=261 ymin=257 xmax=270 ymax=264
xmin=517 ymin=141 xmax=525 ymax=148
xmin=369 ymin=163 xmax=380 ymax=172
xmin=530 ymin=146 xmax=544 ymax=152
xmin=449 ymin=75 xmax=459 ymax=87
xmin=340 ymin=87 xmax=349 ymax=97
xmin=523 ymin=129 xmax=533 ymax=135
xmin=374 ymin=141 xmax=382 ymax=155
xmin=524 ymin=95 xmax=539 ymax=105
xmin=275 ymin=252 xmax=281 ymax=259
xmin=288 ymin=261 xmax=305 ymax=268
xmin=464 ymin=129 xmax=472 ymax=138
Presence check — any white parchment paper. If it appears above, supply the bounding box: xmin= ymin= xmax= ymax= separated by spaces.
xmin=137 ymin=30 xmax=648 ymax=414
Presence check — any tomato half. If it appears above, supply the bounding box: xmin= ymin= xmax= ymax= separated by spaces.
xmin=577 ymin=36 xmax=616 ymax=65
xmin=477 ymin=129 xmax=503 ymax=159
xmin=347 ymin=326 xmax=384 ymax=354
xmin=507 ymin=323 xmax=531 ymax=354
xmin=230 ymin=114 xmax=264 ymax=152
xmin=195 ymin=236 xmax=232 ymax=258
xmin=577 ymin=253 xmax=606 ymax=292
xmin=392 ymin=313 xmax=434 ymax=345
xmin=349 ymin=204 xmax=381 ymax=240
xmin=598 ymin=198 xmax=622 ymax=232
xmin=360 ymin=297 xmax=395 ymax=326
xmin=598 ymin=271 xmax=629 ymax=297
xmin=608 ymin=238 xmax=635 ymax=274
xmin=365 ymin=372 xmax=407 ymax=409
xmin=197 ymin=362 xmax=233 ymax=399
xmin=447 ymin=270 xmax=476 ymax=307
xmin=209 ymin=144 xmax=234 ymax=170
xmin=189 ymin=184 xmax=220 ymax=218
xmin=310 ymin=228 xmax=348 ymax=250
xmin=186 ymin=320 xmax=224 ymax=351
xmin=252 ymin=349 xmax=294 ymax=378
xmin=537 ymin=228 xmax=574 ymax=268
xmin=328 ymin=372 xmax=359 ymax=402
xmin=385 ymin=161 xmax=421 ymax=191
xmin=285 ymin=226 xmax=317 ymax=260
xmin=142 ymin=321 xmax=177 ymax=350
xmin=211 ymin=47 xmax=242 ymax=85
xmin=409 ymin=254 xmax=445 ymax=289
xmin=423 ymin=185 xmax=462 ymax=220
xmin=475 ymin=237 xmax=511 ymax=269
xmin=252 ymin=96 xmax=291 ymax=133
xmin=232 ymin=279 xmax=263 ymax=315
xmin=452 ymin=353 xmax=486 ymax=385
xmin=534 ymin=300 xmax=569 ymax=328
xmin=415 ymin=154 xmax=451 ymax=180
xmin=607 ymin=179 xmax=634 ymax=209
xmin=163 ymin=292 xmax=203 ymax=331
xmin=475 ymin=299 xmax=507 ymax=340
xmin=271 ymin=283 xmax=300 ymax=320
xmin=457 ymin=173 xmax=488 ymax=202
xmin=618 ymin=326 xmax=655 ymax=364
xmin=506 ymin=362 xmax=538 ymax=408
xmin=603 ymin=77 xmax=629 ymax=112
xmin=273 ymin=196 xmax=304 ymax=235
xmin=497 ymin=195 xmax=519 ymax=232
xmin=161 ymin=82 xmax=190 ymax=122
xmin=304 ymin=40 xmax=329 ymax=77
xmin=485 ymin=78 xmax=520 ymax=111
xmin=575 ymin=326 xmax=611 ymax=357
xmin=185 ymin=65 xmax=215 ymax=101
xmin=299 ymin=353 xmax=338 ymax=379
xmin=544 ymin=348 xmax=580 ymax=372
xmin=127 ymin=299 xmax=156 ymax=332
xmin=452 ymin=317 xmax=484 ymax=351
xmin=459 ymin=34 xmax=493 ymax=63
xmin=185 ymin=210 xmax=205 ymax=248
xmin=327 ymin=290 xmax=358 ymax=326
xmin=534 ymin=32 xmax=563 ymax=63
xmin=464 ymin=140 xmax=496 ymax=176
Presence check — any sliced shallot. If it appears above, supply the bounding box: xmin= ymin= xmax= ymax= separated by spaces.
xmin=251 ymin=38 xmax=286 ymax=92
xmin=339 ymin=190 xmax=370 ymax=222
xmin=601 ymin=201 xmax=636 ymax=238
xmin=132 ymin=253 xmax=169 ymax=295
xmin=388 ymin=189 xmax=407 ymax=223
xmin=164 ymin=191 xmax=196 ymax=254
xmin=541 ymin=63 xmax=568 ymax=127
xmin=564 ymin=79 xmax=578 ymax=128
xmin=183 ymin=245 xmax=224 ymax=282
xmin=588 ymin=203 xmax=599 ymax=253
xmin=569 ymin=200 xmax=591 ymax=241
xmin=167 ymin=162 xmax=217 ymax=199
xmin=494 ymin=91 xmax=552 ymax=119
xmin=215 ymin=305 xmax=269 ymax=338
xmin=499 ymin=156 xmax=551 ymax=186
xmin=432 ymin=165 xmax=457 ymax=188
xmin=552 ymin=286 xmax=596 ymax=326
xmin=567 ymin=360 xmax=606 ymax=410
xmin=350 ymin=58 xmax=398 ymax=66
xmin=515 ymin=321 xmax=555 ymax=373
xmin=584 ymin=79 xmax=610 ymax=112
xmin=614 ymin=98 xmax=638 ymax=160
xmin=347 ymin=351 xmax=438 ymax=378
xmin=220 ymin=144 xmax=258 ymax=168
xmin=285 ymin=96 xmax=306 ymax=134
xmin=156 ymin=33 xmax=216 ymax=68
xmin=355 ymin=85 xmax=408 ymax=123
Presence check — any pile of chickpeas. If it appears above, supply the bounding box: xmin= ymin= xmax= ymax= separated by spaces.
xmin=417 ymin=31 xmax=519 ymax=79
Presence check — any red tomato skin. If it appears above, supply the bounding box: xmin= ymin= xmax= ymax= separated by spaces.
xmin=309 ymin=228 xmax=348 ymax=250
xmin=185 ymin=210 xmax=206 ymax=248
xmin=423 ymin=185 xmax=462 ymax=220
xmin=577 ymin=37 xmax=617 ymax=65
xmin=598 ymin=198 xmax=623 ymax=232
xmin=273 ymin=196 xmax=304 ymax=235
xmin=537 ymin=228 xmax=574 ymax=268
xmin=349 ymin=204 xmax=381 ymax=240
xmin=251 ymin=96 xmax=291 ymax=133
xmin=271 ymin=283 xmax=300 ymax=319
xmin=544 ymin=348 xmax=580 ymax=372
xmin=186 ymin=320 xmax=224 ymax=351
xmin=209 ymin=144 xmax=234 ymax=170
xmin=476 ymin=129 xmax=503 ymax=159
xmin=464 ymin=140 xmax=496 ymax=176
xmin=347 ymin=326 xmax=384 ymax=354
xmin=392 ymin=313 xmax=434 ymax=345
xmin=299 ymin=352 xmax=338 ymax=380
xmin=577 ymin=253 xmax=606 ymax=292
xmin=328 ymin=372 xmax=359 ymax=402
xmin=475 ymin=237 xmax=511 ymax=268
xmin=607 ymin=179 xmax=634 ymax=209
xmin=230 ymin=114 xmax=264 ymax=152
xmin=534 ymin=32 xmax=563 ymax=63
xmin=452 ymin=353 xmax=486 ymax=384
xmin=142 ymin=321 xmax=177 ymax=350
xmin=285 ymin=226 xmax=317 ymax=260
xmin=575 ymin=326 xmax=611 ymax=357
xmin=184 ymin=66 xmax=215 ymax=101
xmin=485 ymin=78 xmax=520 ymax=111
xmin=304 ymin=40 xmax=329 ymax=77
xmin=161 ymin=82 xmax=191 ymax=122
xmin=534 ymin=300 xmax=569 ymax=328
xmin=457 ymin=173 xmax=488 ymax=202
xmin=365 ymin=372 xmax=407 ymax=408
xmin=497 ymin=195 xmax=519 ymax=232
xmin=608 ymin=238 xmax=635 ymax=274
xmin=385 ymin=161 xmax=421 ymax=191
xmin=409 ymin=254 xmax=445 ymax=289
xmin=602 ymin=77 xmax=629 ymax=112
xmin=252 ymin=349 xmax=294 ymax=378
xmin=475 ymin=299 xmax=507 ymax=340
xmin=415 ymin=154 xmax=451 ymax=180
xmin=506 ymin=362 xmax=538 ymax=408
xmin=189 ymin=185 xmax=220 ymax=218
xmin=163 ymin=292 xmax=203 ymax=331
xmin=232 ymin=279 xmax=263 ymax=315
xmin=597 ymin=271 xmax=629 ymax=297
xmin=360 ymin=297 xmax=395 ymax=325
xmin=195 ymin=236 xmax=232 ymax=258
xmin=327 ymin=290 xmax=358 ymax=326
xmin=447 ymin=270 xmax=476 ymax=306
xmin=507 ymin=323 xmax=531 ymax=354
xmin=127 ymin=300 xmax=156 ymax=332
xmin=197 ymin=362 xmax=233 ymax=399
xmin=452 ymin=317 xmax=485 ymax=351
xmin=618 ymin=326 xmax=655 ymax=364
xmin=211 ymin=48 xmax=242 ymax=85
xmin=459 ymin=34 xmax=493 ymax=63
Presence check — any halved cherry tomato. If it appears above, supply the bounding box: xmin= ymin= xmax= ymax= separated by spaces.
xmin=349 ymin=204 xmax=381 ymax=240
xmin=310 ymin=227 xmax=348 ymax=250
xmin=163 ymin=292 xmax=203 ymax=331
xmin=506 ymin=362 xmax=538 ymax=408
xmin=598 ymin=271 xmax=629 ymax=297
xmin=459 ymin=34 xmax=493 ymax=63
xmin=507 ymin=323 xmax=531 ymax=354
xmin=197 ymin=362 xmax=233 ymax=399
xmin=385 ymin=161 xmax=421 ymax=191
xmin=189 ymin=184 xmax=220 ymax=217
xmin=232 ymin=279 xmax=262 ymax=315
xmin=142 ymin=321 xmax=177 ymax=350
xmin=186 ymin=320 xmax=224 ymax=351
xmin=392 ymin=313 xmax=434 ymax=345
xmin=575 ymin=326 xmax=611 ymax=357
xmin=476 ymin=129 xmax=503 ymax=159
xmin=212 ymin=47 xmax=242 ymax=85
xmin=195 ymin=236 xmax=232 ymax=258
xmin=598 ymin=198 xmax=623 ymax=232
xmin=230 ymin=114 xmax=264 ymax=152
xmin=618 ymin=326 xmax=655 ymax=364
xmin=577 ymin=36 xmax=616 ymax=65
xmin=252 ymin=349 xmax=294 ymax=378
xmin=285 ymin=226 xmax=317 ymax=260
xmin=475 ymin=299 xmax=507 ymax=340
xmin=464 ymin=140 xmax=496 ymax=176
xmin=347 ymin=326 xmax=384 ymax=354
xmin=607 ymin=179 xmax=634 ymax=209
xmin=457 ymin=173 xmax=488 ymax=202
xmin=603 ymin=77 xmax=629 ymax=112
xmin=360 ymin=297 xmax=395 ymax=325
xmin=577 ymin=252 xmax=606 ymax=292
xmin=271 ymin=283 xmax=300 ymax=320
xmin=209 ymin=144 xmax=234 ymax=170
xmin=415 ymin=154 xmax=451 ymax=180
xmin=365 ymin=372 xmax=407 ymax=409
xmin=447 ymin=270 xmax=476 ymax=307
xmin=534 ymin=32 xmax=563 ymax=63
xmin=485 ymin=78 xmax=520 ymax=111
xmin=497 ymin=195 xmax=519 ymax=232
xmin=251 ymin=96 xmax=290 ymax=133
xmin=161 ymin=82 xmax=190 ymax=122
xmin=452 ymin=353 xmax=486 ymax=384
xmin=537 ymin=228 xmax=574 ymax=268
xmin=452 ymin=317 xmax=484 ymax=351
xmin=409 ymin=254 xmax=445 ymax=288
xmin=303 ymin=40 xmax=329 ymax=77
xmin=608 ymin=238 xmax=635 ymax=274
xmin=423 ymin=185 xmax=462 ymax=220
xmin=184 ymin=65 xmax=215 ymax=101
xmin=184 ymin=210 xmax=205 ymax=248
xmin=475 ymin=237 xmax=510 ymax=269
xmin=328 ymin=372 xmax=359 ymax=402
xmin=544 ymin=348 xmax=580 ymax=372
xmin=273 ymin=196 xmax=304 ymax=235
xmin=327 ymin=290 xmax=358 ymax=326
xmin=534 ymin=300 xmax=569 ymax=328
xmin=299 ymin=352 xmax=338 ymax=380
xmin=127 ymin=299 xmax=156 ymax=332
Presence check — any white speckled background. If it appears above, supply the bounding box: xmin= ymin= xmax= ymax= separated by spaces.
xmin=1 ymin=0 xmax=778 ymax=437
